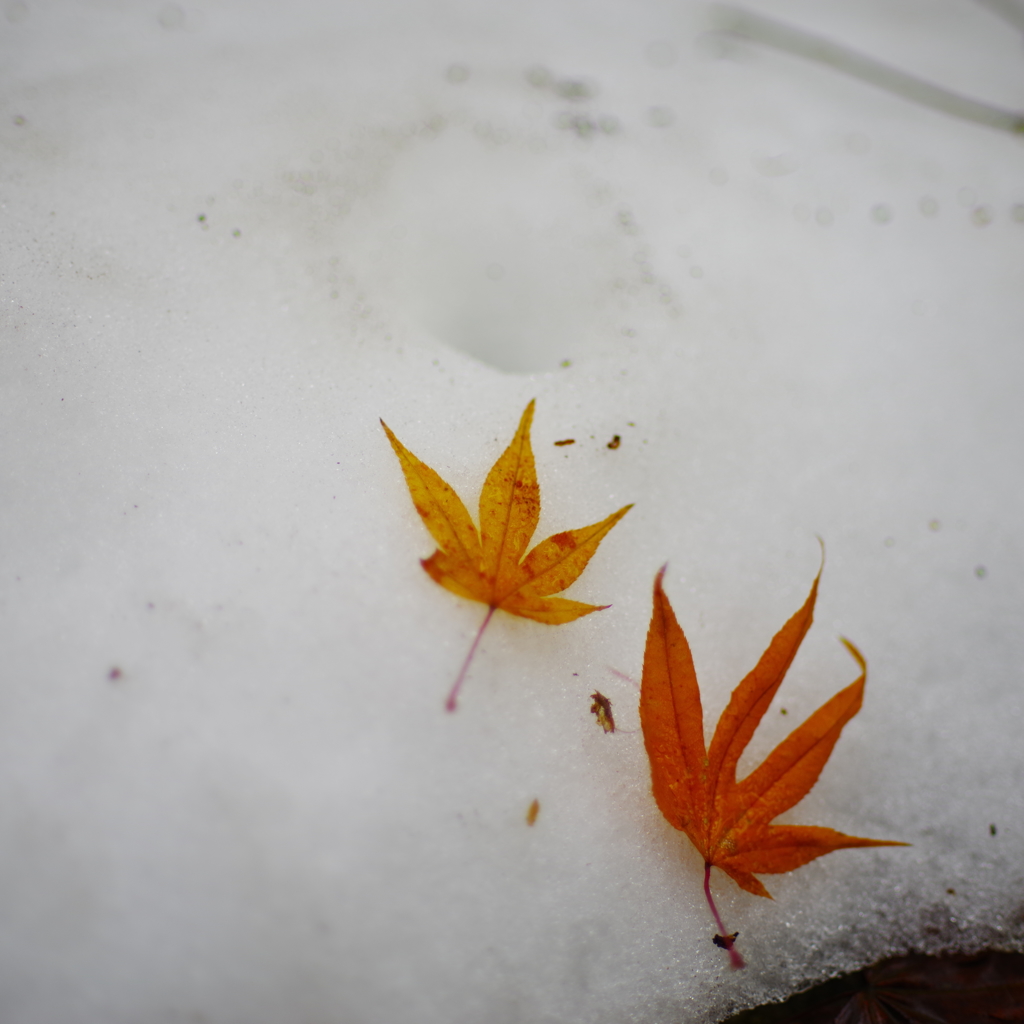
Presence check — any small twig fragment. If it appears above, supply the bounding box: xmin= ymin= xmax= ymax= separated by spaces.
xmin=590 ymin=691 xmax=617 ymax=733
xmin=526 ymin=799 xmax=540 ymax=826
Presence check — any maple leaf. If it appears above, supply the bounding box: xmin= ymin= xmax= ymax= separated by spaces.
xmin=639 ymin=562 xmax=907 ymax=968
xmin=381 ymin=400 xmax=632 ymax=710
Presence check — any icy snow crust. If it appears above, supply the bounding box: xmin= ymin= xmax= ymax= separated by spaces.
xmin=2 ymin=0 xmax=1023 ymax=1021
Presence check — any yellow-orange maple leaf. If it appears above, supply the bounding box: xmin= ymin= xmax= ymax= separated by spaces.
xmin=382 ymin=400 xmax=632 ymax=709
xmin=640 ymin=562 xmax=907 ymax=967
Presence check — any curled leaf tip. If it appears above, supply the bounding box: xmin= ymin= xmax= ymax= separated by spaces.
xmin=839 ymin=636 xmax=867 ymax=674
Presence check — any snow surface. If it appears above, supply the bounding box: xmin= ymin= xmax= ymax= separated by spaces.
xmin=2 ymin=0 xmax=1023 ymax=1021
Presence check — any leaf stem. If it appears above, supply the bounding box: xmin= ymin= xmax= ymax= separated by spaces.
xmin=704 ymin=862 xmax=746 ymax=970
xmin=446 ymin=606 xmax=496 ymax=712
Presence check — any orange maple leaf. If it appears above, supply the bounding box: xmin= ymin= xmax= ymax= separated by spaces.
xmin=382 ymin=400 xmax=632 ymax=710
xmin=639 ymin=562 xmax=907 ymax=968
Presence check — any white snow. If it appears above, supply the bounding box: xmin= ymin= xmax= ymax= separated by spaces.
xmin=2 ymin=0 xmax=1023 ymax=1021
